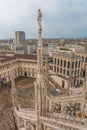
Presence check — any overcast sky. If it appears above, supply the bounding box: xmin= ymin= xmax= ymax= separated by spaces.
xmin=0 ymin=0 xmax=87 ymax=39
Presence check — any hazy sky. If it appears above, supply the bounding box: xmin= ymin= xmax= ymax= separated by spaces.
xmin=0 ymin=0 xmax=87 ymax=39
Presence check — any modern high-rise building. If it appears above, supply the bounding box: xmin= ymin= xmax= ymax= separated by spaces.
xmin=15 ymin=31 xmax=25 ymax=44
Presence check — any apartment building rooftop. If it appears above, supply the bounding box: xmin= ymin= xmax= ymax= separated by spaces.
xmin=76 ymin=50 xmax=87 ymax=54
xmin=53 ymin=51 xmax=81 ymax=60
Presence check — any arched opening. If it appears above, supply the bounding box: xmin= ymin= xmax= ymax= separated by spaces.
xmin=24 ymin=72 xmax=27 ymax=76
xmin=83 ymin=71 xmax=85 ymax=77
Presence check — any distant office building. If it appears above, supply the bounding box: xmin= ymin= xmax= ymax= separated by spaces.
xmin=23 ymin=44 xmax=36 ymax=54
xmin=48 ymin=42 xmax=58 ymax=56
xmin=15 ymin=31 xmax=25 ymax=45
xmin=14 ymin=31 xmax=25 ymax=54
xmin=15 ymin=45 xmax=24 ymax=54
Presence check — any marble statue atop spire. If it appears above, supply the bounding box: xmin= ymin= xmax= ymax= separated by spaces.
xmin=37 ymin=9 xmax=42 ymax=31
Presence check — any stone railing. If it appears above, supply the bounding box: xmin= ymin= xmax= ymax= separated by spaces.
xmin=41 ymin=113 xmax=87 ymax=130
xmin=0 ymin=113 xmax=15 ymax=130
xmin=15 ymin=109 xmax=36 ymax=121
xmin=49 ymin=93 xmax=82 ymax=102
xmin=44 ymin=112 xmax=87 ymax=127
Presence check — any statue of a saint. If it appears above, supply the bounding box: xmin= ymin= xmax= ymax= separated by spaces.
xmin=37 ymin=9 xmax=42 ymax=31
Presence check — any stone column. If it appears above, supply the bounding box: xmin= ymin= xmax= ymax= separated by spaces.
xmin=49 ymin=101 xmax=52 ymax=112
xmin=34 ymin=78 xmax=42 ymax=130
xmin=61 ymin=102 xmax=64 ymax=113
xmin=41 ymin=80 xmax=47 ymax=116
xmin=53 ymin=58 xmax=55 ymax=72
xmin=24 ymin=120 xmax=26 ymax=130
xmin=81 ymin=67 xmax=87 ymax=115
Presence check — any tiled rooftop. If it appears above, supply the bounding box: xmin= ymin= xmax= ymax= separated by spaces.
xmin=0 ymin=54 xmax=37 ymax=63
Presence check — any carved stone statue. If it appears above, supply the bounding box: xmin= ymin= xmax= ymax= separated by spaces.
xmin=37 ymin=9 xmax=42 ymax=31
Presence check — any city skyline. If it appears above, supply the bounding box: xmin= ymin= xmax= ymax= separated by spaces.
xmin=0 ymin=0 xmax=87 ymax=39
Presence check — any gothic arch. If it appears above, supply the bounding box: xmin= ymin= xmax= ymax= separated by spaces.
xmin=46 ymin=127 xmax=52 ymax=130
xmin=52 ymin=103 xmax=61 ymax=113
xmin=63 ymin=102 xmax=71 ymax=112
xmin=62 ymin=102 xmax=72 ymax=115
xmin=26 ymin=121 xmax=35 ymax=130
xmin=63 ymin=102 xmax=81 ymax=116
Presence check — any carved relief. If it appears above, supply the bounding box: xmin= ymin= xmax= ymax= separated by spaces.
xmin=27 ymin=121 xmax=35 ymax=130
xmin=63 ymin=102 xmax=81 ymax=117
xmin=52 ymin=103 xmax=61 ymax=113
